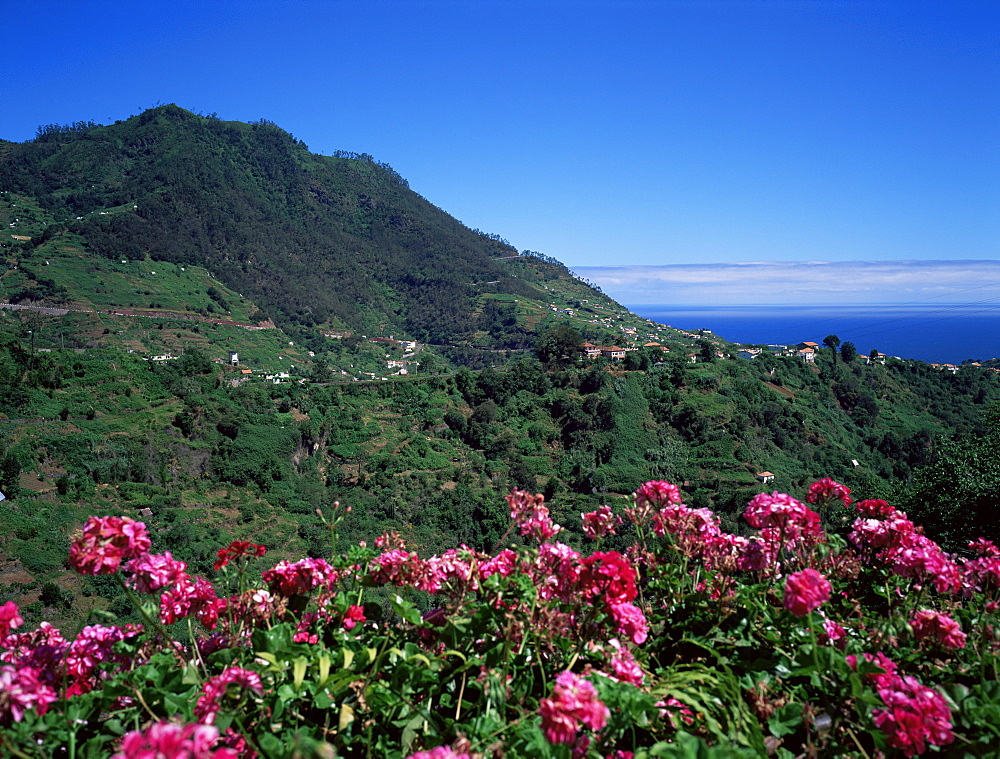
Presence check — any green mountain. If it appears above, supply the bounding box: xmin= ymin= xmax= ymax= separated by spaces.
xmin=0 ymin=105 xmax=613 ymax=351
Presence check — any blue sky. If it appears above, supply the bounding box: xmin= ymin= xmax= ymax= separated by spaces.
xmin=4 ymin=0 xmax=998 ymax=304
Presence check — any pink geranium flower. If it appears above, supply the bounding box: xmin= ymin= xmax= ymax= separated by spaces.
xmin=127 ymin=551 xmax=187 ymax=594
xmin=112 ymin=720 xmax=238 ymax=759
xmin=69 ymin=516 xmax=151 ymax=575
xmin=0 ymin=601 xmax=24 ymax=640
xmin=634 ymin=480 xmax=683 ymax=509
xmin=807 ymin=478 xmax=852 ymax=507
xmin=581 ymin=505 xmax=621 ymax=539
xmin=783 ymin=569 xmax=831 ymax=616
xmin=608 ymin=602 xmax=649 ymax=645
xmin=406 ymin=747 xmax=471 ymax=759
xmin=0 ymin=665 xmax=58 ymax=725
xmin=539 ymin=671 xmax=609 ymax=745
xmin=507 ymin=490 xmax=562 ymax=542
xmin=194 ymin=667 xmax=264 ymax=725
xmin=911 ymin=609 xmax=966 ymax=650
xmin=262 ymin=557 xmax=337 ymax=596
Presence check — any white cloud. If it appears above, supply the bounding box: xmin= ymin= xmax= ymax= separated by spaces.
xmin=571 ymin=260 xmax=1000 ymax=306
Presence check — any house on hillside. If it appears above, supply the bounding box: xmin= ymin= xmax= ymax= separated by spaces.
xmin=580 ymin=343 xmax=602 ymax=360
xmin=738 ymin=349 xmax=761 ymax=360
xmin=601 ymin=347 xmax=626 ymax=360
xmin=756 ymin=472 xmax=775 ymax=484
xmin=797 ymin=347 xmax=816 ymax=363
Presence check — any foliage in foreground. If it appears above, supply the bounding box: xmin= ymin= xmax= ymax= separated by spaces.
xmin=2 ymin=480 xmax=1000 ymax=758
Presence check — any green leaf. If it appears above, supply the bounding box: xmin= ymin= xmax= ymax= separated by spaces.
xmin=392 ymin=594 xmax=423 ymax=625
xmin=401 ymin=714 xmax=424 ymax=752
xmin=768 ymin=703 xmax=802 ymax=738
xmin=339 ymin=703 xmax=355 ymax=731
xmin=181 ymin=661 xmax=201 ymax=686
xmin=293 ymin=655 xmax=307 ymax=691
xmin=318 ymin=653 xmax=331 ymax=683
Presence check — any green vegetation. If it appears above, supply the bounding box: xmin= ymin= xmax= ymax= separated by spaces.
xmin=2 ymin=105 xmax=999 ymax=646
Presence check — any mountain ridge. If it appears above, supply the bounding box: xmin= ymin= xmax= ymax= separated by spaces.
xmin=0 ymin=104 xmax=614 ymax=352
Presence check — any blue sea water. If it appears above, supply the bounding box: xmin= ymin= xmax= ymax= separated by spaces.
xmin=625 ymin=304 xmax=1000 ymax=366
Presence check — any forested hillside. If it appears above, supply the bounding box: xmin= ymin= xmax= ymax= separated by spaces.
xmin=2 ymin=323 xmax=998 ymax=635
xmin=0 ymin=106 xmax=581 ymax=347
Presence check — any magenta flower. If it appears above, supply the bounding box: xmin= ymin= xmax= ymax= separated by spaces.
xmin=634 ymin=480 xmax=683 ymax=509
xmin=539 ymin=671 xmax=609 ymax=745
xmin=581 ymin=505 xmax=621 ymax=539
xmin=0 ymin=665 xmax=57 ymax=725
xmin=342 ymin=605 xmax=366 ymax=630
xmin=911 ymin=609 xmax=966 ymax=650
xmin=507 ymin=489 xmax=562 ymax=542
xmin=111 ymin=720 xmax=238 ymax=759
xmin=806 ymin=478 xmax=852 ymax=507
xmin=65 ymin=624 xmax=126 ymax=695
xmin=607 ymin=638 xmax=644 ymax=686
xmin=478 ymin=548 xmax=518 ymax=580
xmin=579 ymin=551 xmax=638 ymax=606
xmin=127 ymin=551 xmax=187 ymax=594
xmin=369 ymin=549 xmax=429 ymax=589
xmin=69 ymin=516 xmax=151 ymax=575
xmin=873 ymin=675 xmax=954 ymax=756
xmin=0 ymin=601 xmax=24 ymax=640
xmin=262 ymin=557 xmax=337 ymax=596
xmin=159 ymin=574 xmax=223 ymax=628
xmin=819 ymin=618 xmax=848 ymax=649
xmin=406 ymin=747 xmax=471 ymax=759
xmin=608 ymin=602 xmax=649 ymax=645
xmin=783 ymin=569 xmax=831 ymax=616
xmin=194 ymin=667 xmax=264 ymax=725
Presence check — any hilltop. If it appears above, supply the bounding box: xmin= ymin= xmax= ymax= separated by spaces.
xmin=0 ymin=105 xmax=635 ymax=355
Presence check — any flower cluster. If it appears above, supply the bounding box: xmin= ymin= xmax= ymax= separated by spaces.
xmin=581 ymin=505 xmax=621 ymax=540
xmin=69 ymin=516 xmax=151 ymax=575
xmin=539 ymin=671 xmax=609 ymax=745
xmin=910 ymin=609 xmax=966 ymax=650
xmin=507 ymin=489 xmax=561 ymax=542
xmin=2 ymin=480 xmax=996 ymax=757
xmin=783 ymin=569 xmax=832 ymax=617
xmin=161 ymin=574 xmax=225 ymax=628
xmin=849 ymin=505 xmax=961 ymax=593
xmin=850 ymin=652 xmax=954 ymax=756
xmin=214 ymin=540 xmax=267 ymax=571
xmin=0 ymin=601 xmax=24 ymax=640
xmin=261 ymin=557 xmax=337 ymax=597
xmin=127 ymin=551 xmax=187 ymax=594
xmin=0 ymin=664 xmax=57 ymax=726
xmin=806 ymin=477 xmax=853 ymax=508
xmin=194 ymin=666 xmax=264 ymax=725
xmin=111 ymin=720 xmax=239 ymax=759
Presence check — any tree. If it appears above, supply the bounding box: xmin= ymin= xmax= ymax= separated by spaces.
xmin=534 ymin=324 xmax=583 ymax=367
xmin=698 ymin=340 xmax=715 ymax=363
xmin=840 ymin=341 xmax=857 ymax=363
xmin=869 ymin=348 xmax=880 ymax=364
xmin=823 ymin=334 xmax=841 ymax=361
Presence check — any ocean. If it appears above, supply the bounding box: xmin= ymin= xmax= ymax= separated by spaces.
xmin=625 ymin=304 xmax=1000 ymax=366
